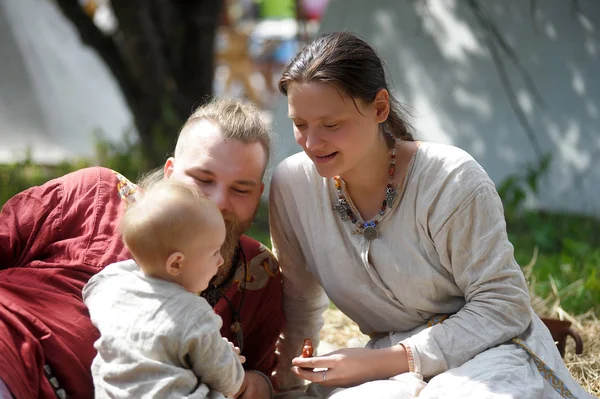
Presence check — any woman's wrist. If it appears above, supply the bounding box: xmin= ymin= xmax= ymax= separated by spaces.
xmin=400 ymin=342 xmax=415 ymax=373
xmin=373 ymin=344 xmax=409 ymax=379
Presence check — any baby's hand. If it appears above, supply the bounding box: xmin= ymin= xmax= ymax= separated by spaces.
xmin=232 ymin=344 xmax=246 ymax=364
xmin=223 ymin=337 xmax=246 ymax=364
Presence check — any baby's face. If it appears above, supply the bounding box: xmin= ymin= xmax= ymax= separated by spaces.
xmin=180 ymin=223 xmax=226 ymax=293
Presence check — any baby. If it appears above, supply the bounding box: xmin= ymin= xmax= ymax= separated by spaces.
xmin=83 ymin=179 xmax=244 ymax=398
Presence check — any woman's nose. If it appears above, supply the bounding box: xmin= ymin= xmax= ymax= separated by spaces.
xmin=304 ymin=129 xmax=323 ymax=151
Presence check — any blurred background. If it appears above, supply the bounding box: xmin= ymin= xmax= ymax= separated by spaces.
xmin=0 ymin=1 xmax=599 ymax=388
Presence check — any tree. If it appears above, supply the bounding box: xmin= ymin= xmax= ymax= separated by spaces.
xmin=54 ymin=0 xmax=224 ymax=167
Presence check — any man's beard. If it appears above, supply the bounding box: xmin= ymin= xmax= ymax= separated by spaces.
xmin=215 ymin=212 xmax=254 ymax=284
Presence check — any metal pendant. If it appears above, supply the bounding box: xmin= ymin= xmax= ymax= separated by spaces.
xmin=333 ymin=199 xmax=349 ymax=221
xmin=362 ymin=225 xmax=379 ymax=241
xmin=385 ymin=187 xmax=398 ymax=208
xmin=203 ymin=286 xmax=221 ymax=307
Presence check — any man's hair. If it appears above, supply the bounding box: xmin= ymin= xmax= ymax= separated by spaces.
xmin=119 ymin=179 xmax=223 ymax=268
xmin=137 ymin=98 xmax=272 ymax=189
xmin=175 ymin=97 xmax=272 ymax=166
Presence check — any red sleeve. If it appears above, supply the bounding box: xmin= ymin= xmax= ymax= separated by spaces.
xmin=0 ymin=166 xmax=131 ymax=271
xmin=0 ymin=176 xmax=63 ymax=269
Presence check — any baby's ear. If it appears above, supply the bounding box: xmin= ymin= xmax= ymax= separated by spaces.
xmin=166 ymin=252 xmax=185 ymax=276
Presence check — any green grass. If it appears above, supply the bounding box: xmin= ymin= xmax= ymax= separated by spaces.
xmin=508 ymin=211 xmax=600 ymax=316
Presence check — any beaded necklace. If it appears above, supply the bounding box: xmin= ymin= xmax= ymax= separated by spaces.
xmin=332 ymin=145 xmax=399 ymax=241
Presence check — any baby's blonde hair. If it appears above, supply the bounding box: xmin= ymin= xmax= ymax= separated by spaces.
xmin=120 ymin=179 xmax=223 ymax=269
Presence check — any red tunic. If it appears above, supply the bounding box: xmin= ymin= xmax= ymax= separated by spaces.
xmin=0 ymin=167 xmax=283 ymax=398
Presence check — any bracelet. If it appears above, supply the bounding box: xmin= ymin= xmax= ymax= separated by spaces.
xmin=248 ymin=370 xmax=274 ymax=399
xmin=399 ymin=343 xmax=415 ymax=373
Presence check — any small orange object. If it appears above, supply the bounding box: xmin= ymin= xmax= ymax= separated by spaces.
xmin=301 ymin=338 xmax=314 ymax=358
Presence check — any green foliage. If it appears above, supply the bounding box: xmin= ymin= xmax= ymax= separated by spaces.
xmin=0 ymin=133 xmax=148 ymax=207
xmin=0 ymin=154 xmax=89 ymax=206
xmin=497 ymin=153 xmax=552 ymax=221
xmin=246 ymin=200 xmax=271 ymax=247
xmin=499 ymin=154 xmax=600 ymax=316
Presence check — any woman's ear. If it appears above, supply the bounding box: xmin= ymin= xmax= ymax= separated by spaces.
xmin=166 ymin=252 xmax=185 ymax=276
xmin=373 ymin=89 xmax=390 ymax=123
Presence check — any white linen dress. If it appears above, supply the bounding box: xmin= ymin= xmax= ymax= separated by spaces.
xmin=270 ymin=142 xmax=593 ymax=399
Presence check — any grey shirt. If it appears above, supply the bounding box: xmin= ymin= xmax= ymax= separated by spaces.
xmin=269 ymin=142 xmax=590 ymax=397
xmin=83 ymin=260 xmax=244 ymax=398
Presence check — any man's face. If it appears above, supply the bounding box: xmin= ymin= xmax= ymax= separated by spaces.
xmin=164 ymin=120 xmax=266 ymax=267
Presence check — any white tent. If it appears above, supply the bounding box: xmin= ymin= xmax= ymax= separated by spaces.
xmin=0 ymin=0 xmax=132 ymax=164
xmin=269 ymin=0 xmax=600 ymax=216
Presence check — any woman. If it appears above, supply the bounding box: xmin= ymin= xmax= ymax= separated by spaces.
xmin=269 ymin=32 xmax=592 ymax=398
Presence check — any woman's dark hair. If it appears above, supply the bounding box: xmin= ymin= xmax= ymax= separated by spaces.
xmin=279 ymin=31 xmax=414 ymax=143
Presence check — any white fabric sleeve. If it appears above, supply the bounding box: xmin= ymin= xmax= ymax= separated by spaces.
xmin=269 ymin=164 xmax=329 ymax=391
xmin=402 ymin=183 xmax=531 ymax=377
xmin=82 ymin=260 xmax=137 ymax=305
xmin=182 ymin=306 xmax=245 ymax=398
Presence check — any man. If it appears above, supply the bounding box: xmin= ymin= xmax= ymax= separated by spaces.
xmin=0 ymin=98 xmax=283 ymax=398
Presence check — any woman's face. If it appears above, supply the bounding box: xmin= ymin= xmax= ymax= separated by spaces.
xmin=287 ymin=81 xmax=389 ymax=179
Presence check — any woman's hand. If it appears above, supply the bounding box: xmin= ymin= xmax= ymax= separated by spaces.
xmin=290 ymin=346 xmax=409 ymax=388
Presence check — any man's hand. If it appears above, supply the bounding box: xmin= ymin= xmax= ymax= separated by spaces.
xmin=234 ymin=371 xmax=273 ymax=399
